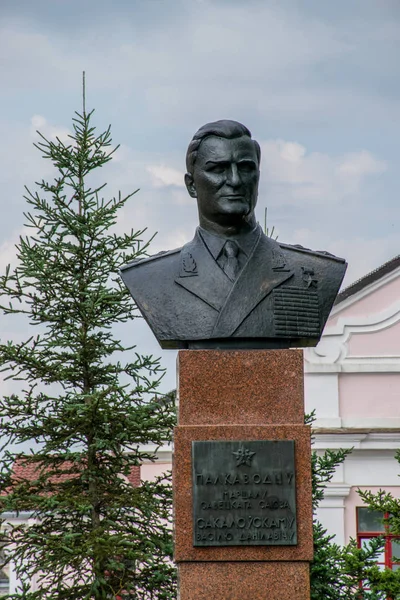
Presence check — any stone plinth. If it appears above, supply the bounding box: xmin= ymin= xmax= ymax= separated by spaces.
xmin=174 ymin=350 xmax=313 ymax=600
xmin=178 ymin=562 xmax=310 ymax=600
xmin=177 ymin=349 xmax=304 ymax=426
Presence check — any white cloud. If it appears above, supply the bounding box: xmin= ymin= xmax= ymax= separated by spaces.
xmin=146 ymin=165 xmax=185 ymax=188
xmin=31 ymin=115 xmax=46 ymax=129
xmin=0 ymin=227 xmax=27 ymax=273
xmin=338 ymin=150 xmax=386 ymax=178
xmin=260 ymin=139 xmax=387 ymax=205
xmin=1 ymin=2 xmax=398 ymax=129
xmin=279 ymin=142 xmax=306 ymax=163
xmin=30 ymin=115 xmax=71 ymax=145
xmin=161 ymin=228 xmax=192 ymax=252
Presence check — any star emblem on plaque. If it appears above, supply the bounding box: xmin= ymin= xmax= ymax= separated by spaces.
xmin=232 ymin=444 xmax=256 ymax=467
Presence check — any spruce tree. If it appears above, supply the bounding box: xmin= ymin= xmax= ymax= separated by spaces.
xmin=0 ymin=80 xmax=177 ymax=599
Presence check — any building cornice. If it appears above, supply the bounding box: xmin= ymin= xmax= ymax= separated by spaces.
xmin=313 ymin=431 xmax=400 ymax=450
xmin=305 ymin=301 xmax=400 ymax=371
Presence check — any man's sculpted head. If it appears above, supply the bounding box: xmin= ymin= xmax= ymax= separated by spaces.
xmin=185 ymin=120 xmax=261 ymax=235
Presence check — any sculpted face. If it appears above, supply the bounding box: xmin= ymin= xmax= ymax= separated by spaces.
xmin=185 ymin=135 xmax=260 ymax=230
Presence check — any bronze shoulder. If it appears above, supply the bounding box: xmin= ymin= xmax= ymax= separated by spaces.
xmin=120 ymin=247 xmax=182 ymax=272
xmin=278 ymin=241 xmax=347 ymax=264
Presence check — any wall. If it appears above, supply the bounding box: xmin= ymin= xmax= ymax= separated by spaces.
xmin=306 ymin=264 xmax=400 ymax=545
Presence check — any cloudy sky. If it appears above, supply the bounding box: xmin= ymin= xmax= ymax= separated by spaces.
xmin=1 ymin=0 xmax=399 ymax=391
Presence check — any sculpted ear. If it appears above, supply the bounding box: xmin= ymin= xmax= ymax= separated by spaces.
xmin=185 ymin=173 xmax=197 ymax=198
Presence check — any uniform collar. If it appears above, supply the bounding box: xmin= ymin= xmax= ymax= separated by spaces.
xmin=198 ymin=224 xmax=260 ymax=261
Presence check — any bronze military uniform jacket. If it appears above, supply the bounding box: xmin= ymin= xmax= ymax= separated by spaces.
xmin=120 ymin=225 xmax=347 ymax=349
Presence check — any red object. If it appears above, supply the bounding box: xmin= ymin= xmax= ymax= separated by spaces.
xmin=357 ymin=509 xmax=400 ymax=599
xmin=1 ymin=459 xmax=141 ymax=495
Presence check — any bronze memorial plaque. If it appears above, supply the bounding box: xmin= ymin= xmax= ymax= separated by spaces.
xmin=192 ymin=440 xmax=297 ymax=547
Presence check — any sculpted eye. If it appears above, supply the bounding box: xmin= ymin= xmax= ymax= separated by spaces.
xmin=206 ymin=162 xmax=229 ymax=174
xmin=239 ymin=161 xmax=256 ymax=173
xmin=208 ymin=164 xmax=226 ymax=173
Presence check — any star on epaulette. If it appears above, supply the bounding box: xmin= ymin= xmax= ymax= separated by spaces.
xmin=302 ymin=267 xmax=318 ymax=288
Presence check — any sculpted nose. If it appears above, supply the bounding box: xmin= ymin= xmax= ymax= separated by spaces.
xmin=227 ymin=164 xmax=240 ymax=188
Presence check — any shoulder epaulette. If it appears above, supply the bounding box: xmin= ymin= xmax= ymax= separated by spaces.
xmin=278 ymin=242 xmax=346 ymax=263
xmin=120 ymin=247 xmax=182 ymax=272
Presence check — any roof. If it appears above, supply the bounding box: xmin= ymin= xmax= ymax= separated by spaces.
xmin=1 ymin=459 xmax=141 ymax=495
xmin=334 ymin=255 xmax=400 ymax=305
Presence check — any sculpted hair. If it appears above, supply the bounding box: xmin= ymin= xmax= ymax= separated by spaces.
xmin=186 ymin=119 xmax=261 ymax=174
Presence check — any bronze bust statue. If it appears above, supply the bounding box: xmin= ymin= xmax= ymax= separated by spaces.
xmin=120 ymin=120 xmax=347 ymax=349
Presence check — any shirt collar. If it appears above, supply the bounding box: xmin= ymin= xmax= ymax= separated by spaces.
xmin=198 ymin=224 xmax=260 ymax=261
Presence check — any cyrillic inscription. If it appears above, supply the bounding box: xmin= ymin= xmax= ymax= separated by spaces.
xmin=192 ymin=440 xmax=297 ymax=546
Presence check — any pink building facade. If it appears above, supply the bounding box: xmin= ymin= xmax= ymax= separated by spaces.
xmin=305 ymin=255 xmax=400 ymax=558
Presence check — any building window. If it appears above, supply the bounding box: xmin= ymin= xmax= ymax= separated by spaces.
xmin=0 ymin=546 xmax=9 ymax=597
xmin=357 ymin=507 xmax=400 ymax=593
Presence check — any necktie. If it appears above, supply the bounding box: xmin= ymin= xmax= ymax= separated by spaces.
xmin=223 ymin=240 xmax=240 ymax=281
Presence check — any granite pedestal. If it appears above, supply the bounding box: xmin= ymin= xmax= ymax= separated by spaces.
xmin=173 ymin=350 xmax=313 ymax=600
